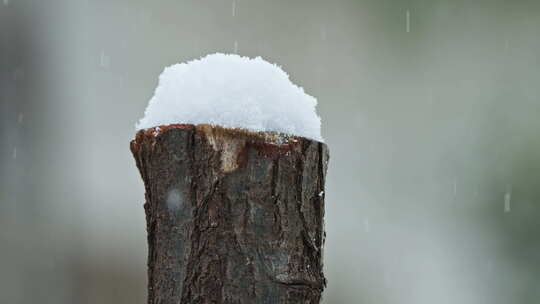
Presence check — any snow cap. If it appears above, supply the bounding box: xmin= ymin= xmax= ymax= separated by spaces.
xmin=136 ymin=53 xmax=322 ymax=141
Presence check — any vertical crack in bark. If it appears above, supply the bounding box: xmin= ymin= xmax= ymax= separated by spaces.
xmin=295 ymin=142 xmax=318 ymax=256
xmin=271 ymin=158 xmax=284 ymax=240
xmin=316 ymin=143 xmax=328 ymax=287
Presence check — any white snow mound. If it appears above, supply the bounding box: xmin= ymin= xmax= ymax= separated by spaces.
xmin=136 ymin=53 xmax=322 ymax=141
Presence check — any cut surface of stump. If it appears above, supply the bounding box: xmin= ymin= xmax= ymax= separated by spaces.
xmin=131 ymin=124 xmax=329 ymax=304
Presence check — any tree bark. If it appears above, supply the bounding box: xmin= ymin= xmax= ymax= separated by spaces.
xmin=130 ymin=124 xmax=329 ymax=304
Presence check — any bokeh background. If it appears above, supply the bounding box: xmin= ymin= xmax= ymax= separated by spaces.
xmin=2 ymin=0 xmax=540 ymax=303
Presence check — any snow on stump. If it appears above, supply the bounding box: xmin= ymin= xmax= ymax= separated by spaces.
xmin=131 ymin=54 xmax=329 ymax=304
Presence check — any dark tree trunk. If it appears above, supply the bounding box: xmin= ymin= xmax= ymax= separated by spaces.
xmin=130 ymin=124 xmax=329 ymax=304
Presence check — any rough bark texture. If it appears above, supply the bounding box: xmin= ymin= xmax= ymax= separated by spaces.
xmin=130 ymin=124 xmax=329 ymax=304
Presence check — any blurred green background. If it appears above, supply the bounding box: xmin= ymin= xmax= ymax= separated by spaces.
xmin=1 ymin=0 xmax=540 ymax=303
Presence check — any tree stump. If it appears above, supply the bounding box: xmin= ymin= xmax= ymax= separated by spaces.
xmin=130 ymin=124 xmax=329 ymax=304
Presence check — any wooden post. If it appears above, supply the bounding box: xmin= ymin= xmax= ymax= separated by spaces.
xmin=130 ymin=124 xmax=329 ymax=304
